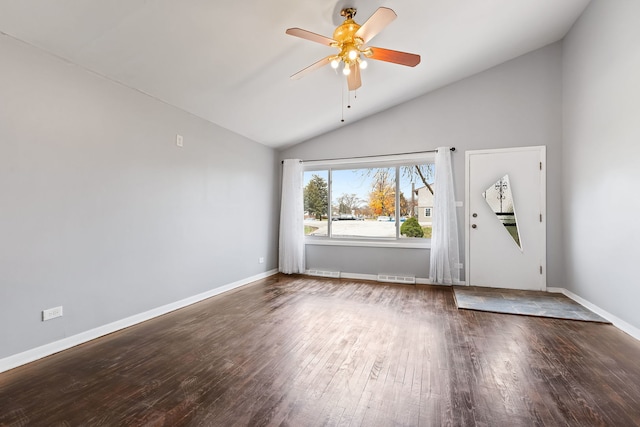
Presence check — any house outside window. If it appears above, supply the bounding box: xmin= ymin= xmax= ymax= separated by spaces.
xmin=413 ymin=187 xmax=433 ymax=224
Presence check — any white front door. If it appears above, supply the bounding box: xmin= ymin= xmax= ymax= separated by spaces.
xmin=465 ymin=146 xmax=546 ymax=290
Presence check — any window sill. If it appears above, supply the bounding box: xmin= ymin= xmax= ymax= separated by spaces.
xmin=304 ymin=237 xmax=431 ymax=249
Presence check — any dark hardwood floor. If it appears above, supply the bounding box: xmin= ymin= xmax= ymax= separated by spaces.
xmin=1 ymin=274 xmax=640 ymax=426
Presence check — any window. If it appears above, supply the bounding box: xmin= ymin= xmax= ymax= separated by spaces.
xmin=303 ymin=156 xmax=434 ymax=245
xmin=303 ymin=170 xmax=328 ymax=237
xmin=425 ymin=208 xmax=432 ymax=217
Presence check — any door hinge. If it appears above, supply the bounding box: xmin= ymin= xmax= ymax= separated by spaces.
xmin=540 ymin=213 xmax=542 ymax=222
xmin=540 ymin=162 xmax=542 ymax=170
xmin=540 ymin=266 xmax=543 ymax=275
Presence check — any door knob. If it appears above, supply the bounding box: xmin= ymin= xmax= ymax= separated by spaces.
xmin=472 ymin=224 xmax=477 ymax=229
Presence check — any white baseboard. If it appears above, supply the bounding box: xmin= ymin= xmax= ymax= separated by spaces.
xmin=340 ymin=272 xmax=429 ymax=284
xmin=320 ymin=272 xmax=463 ymax=286
xmin=305 ymin=269 xmax=341 ymax=278
xmin=548 ymin=287 xmax=640 ymax=341
xmin=339 ymin=272 xmax=377 ymax=281
xmin=0 ymin=269 xmax=278 ymax=374
xmin=10 ymin=273 xmax=634 ymax=374
xmin=417 ymin=279 xmax=465 ymax=286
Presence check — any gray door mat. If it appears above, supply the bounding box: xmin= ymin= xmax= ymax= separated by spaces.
xmin=453 ymin=286 xmax=610 ymax=323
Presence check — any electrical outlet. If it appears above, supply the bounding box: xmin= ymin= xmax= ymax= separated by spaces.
xmin=176 ymin=134 xmax=183 ymax=147
xmin=42 ymin=306 xmax=63 ymax=321
xmin=259 ymin=257 xmax=265 ymax=264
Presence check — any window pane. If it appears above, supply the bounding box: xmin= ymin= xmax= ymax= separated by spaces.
xmin=331 ymin=167 xmax=396 ymax=239
xmin=303 ymin=161 xmax=434 ymax=242
xmin=303 ymin=170 xmax=329 ymax=236
xmin=399 ymin=164 xmax=434 ymax=239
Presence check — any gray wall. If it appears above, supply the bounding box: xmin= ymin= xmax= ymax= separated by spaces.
xmin=562 ymin=1 xmax=640 ymax=329
xmin=0 ymin=35 xmax=279 ymax=359
xmin=306 ymin=245 xmax=431 ymax=278
xmin=281 ymin=43 xmax=563 ymax=284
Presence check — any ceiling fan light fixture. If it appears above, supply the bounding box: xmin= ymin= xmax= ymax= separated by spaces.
xmin=286 ymin=7 xmax=421 ymax=92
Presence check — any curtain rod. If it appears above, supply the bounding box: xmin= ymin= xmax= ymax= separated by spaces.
xmin=281 ymin=147 xmax=455 ymax=164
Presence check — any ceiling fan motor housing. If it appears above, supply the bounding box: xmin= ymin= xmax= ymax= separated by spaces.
xmin=332 ymin=14 xmax=365 ymax=65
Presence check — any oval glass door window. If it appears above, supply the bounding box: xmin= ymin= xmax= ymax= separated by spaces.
xmin=482 ymin=174 xmax=522 ymax=250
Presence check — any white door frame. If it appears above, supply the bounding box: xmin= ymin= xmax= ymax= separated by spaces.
xmin=464 ymin=146 xmax=546 ymax=290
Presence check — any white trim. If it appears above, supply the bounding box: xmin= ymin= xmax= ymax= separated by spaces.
xmin=305 ymin=238 xmax=430 ymax=249
xmin=304 ymin=154 xmax=435 ymax=244
xmin=305 ymin=269 xmax=341 ymax=278
xmin=0 ymin=269 xmax=279 ymax=374
xmin=303 ymin=152 xmax=436 ymax=169
xmin=340 ymin=272 xmax=378 ymax=281
xmin=377 ymin=274 xmax=416 ymax=284
xmin=548 ymin=287 xmax=640 ymax=341
xmin=323 ymin=271 xmax=462 ymax=286
xmin=417 ymin=278 xmax=464 ymax=286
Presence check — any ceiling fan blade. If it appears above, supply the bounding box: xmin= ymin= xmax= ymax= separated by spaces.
xmin=290 ymin=56 xmax=332 ymax=80
xmin=347 ymin=63 xmax=361 ymax=91
xmin=354 ymin=7 xmax=397 ymax=43
xmin=369 ymin=47 xmax=421 ymax=67
xmin=285 ymin=28 xmax=336 ymax=46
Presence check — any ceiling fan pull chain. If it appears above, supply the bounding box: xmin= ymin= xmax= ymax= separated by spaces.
xmin=341 ymin=84 xmax=345 ymax=122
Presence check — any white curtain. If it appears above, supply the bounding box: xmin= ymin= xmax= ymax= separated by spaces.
xmin=279 ymin=159 xmax=305 ymax=274
xmin=429 ymin=147 xmax=460 ymax=284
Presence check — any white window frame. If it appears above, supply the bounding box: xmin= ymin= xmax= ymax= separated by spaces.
xmin=304 ymin=152 xmax=435 ymax=249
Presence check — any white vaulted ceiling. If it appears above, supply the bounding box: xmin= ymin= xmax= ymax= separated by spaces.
xmin=0 ymin=0 xmax=591 ymax=148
